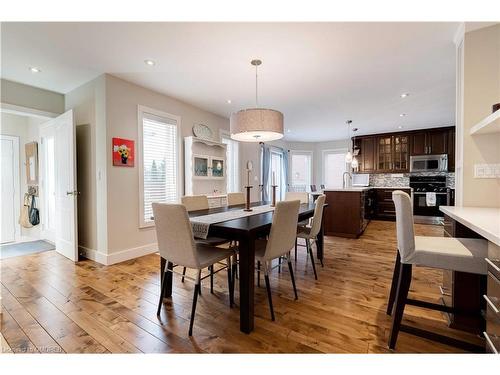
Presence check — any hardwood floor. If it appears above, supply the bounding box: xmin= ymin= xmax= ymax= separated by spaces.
xmin=0 ymin=220 xmax=482 ymax=353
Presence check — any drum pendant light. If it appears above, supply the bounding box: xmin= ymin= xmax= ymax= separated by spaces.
xmin=230 ymin=59 xmax=284 ymax=142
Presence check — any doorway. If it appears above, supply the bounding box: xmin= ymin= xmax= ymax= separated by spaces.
xmin=0 ymin=135 xmax=20 ymax=244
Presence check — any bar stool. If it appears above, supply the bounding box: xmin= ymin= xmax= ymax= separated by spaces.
xmin=388 ymin=191 xmax=488 ymax=351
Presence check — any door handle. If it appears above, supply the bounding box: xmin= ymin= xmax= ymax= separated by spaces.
xmin=66 ymin=191 xmax=80 ymax=196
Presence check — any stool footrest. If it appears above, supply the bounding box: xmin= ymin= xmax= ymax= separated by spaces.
xmin=400 ymin=324 xmax=484 ymax=353
xmin=406 ymin=298 xmax=482 ymax=317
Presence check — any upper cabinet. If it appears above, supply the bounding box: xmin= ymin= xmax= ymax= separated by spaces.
xmin=410 ymin=129 xmax=448 ymax=155
xmin=353 ymin=126 xmax=454 ymax=174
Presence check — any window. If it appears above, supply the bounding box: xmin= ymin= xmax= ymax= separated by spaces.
xmin=323 ymin=149 xmax=347 ymax=188
xmin=138 ymin=106 xmax=180 ymax=227
xmin=290 ymin=151 xmax=312 ymax=191
xmin=270 ymin=150 xmax=284 ymax=200
xmin=221 ymin=131 xmax=239 ymax=193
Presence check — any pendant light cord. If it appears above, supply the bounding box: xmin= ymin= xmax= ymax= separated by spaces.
xmin=255 ymin=63 xmax=259 ymax=107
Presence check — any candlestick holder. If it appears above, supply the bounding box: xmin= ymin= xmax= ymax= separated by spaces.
xmin=244 ymin=185 xmax=253 ymax=211
xmin=270 ymin=185 xmax=278 ymax=207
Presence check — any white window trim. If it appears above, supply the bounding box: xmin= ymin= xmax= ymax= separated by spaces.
xmin=137 ymin=105 xmax=182 ymax=228
xmin=321 ymin=148 xmax=348 ymax=186
xmin=219 ymin=129 xmax=240 ymax=193
xmin=289 ymin=150 xmax=313 ymax=188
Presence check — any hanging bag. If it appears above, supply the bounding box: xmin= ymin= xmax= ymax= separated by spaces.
xmin=29 ymin=195 xmax=40 ymax=226
xmin=19 ymin=193 xmax=33 ymax=228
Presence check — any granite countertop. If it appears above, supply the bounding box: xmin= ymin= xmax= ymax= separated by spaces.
xmin=440 ymin=206 xmax=500 ymax=246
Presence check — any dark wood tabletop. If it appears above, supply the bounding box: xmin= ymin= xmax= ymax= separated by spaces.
xmin=160 ymin=200 xmax=325 ymax=334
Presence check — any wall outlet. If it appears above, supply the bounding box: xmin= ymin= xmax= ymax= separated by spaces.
xmin=474 ymin=163 xmax=500 ymax=178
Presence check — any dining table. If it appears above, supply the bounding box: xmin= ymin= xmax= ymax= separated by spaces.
xmin=159 ymin=200 xmax=325 ymax=334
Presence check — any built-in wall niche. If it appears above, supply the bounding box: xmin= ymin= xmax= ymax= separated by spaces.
xmin=185 ymin=136 xmax=227 ymax=196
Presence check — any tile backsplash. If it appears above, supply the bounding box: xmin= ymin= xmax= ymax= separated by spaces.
xmin=365 ymin=172 xmax=455 ymax=188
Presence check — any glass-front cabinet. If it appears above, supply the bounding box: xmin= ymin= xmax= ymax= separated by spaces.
xmin=392 ymin=135 xmax=409 ymax=171
xmin=377 ymin=136 xmax=393 ymax=171
xmin=376 ymin=135 xmax=409 ymax=172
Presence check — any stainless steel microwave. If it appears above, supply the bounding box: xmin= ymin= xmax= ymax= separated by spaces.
xmin=410 ymin=154 xmax=448 ymax=172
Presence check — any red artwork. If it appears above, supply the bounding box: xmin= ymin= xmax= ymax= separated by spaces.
xmin=112 ymin=138 xmax=135 ymax=167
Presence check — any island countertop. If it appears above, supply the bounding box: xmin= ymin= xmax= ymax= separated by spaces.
xmin=440 ymin=206 xmax=500 ymax=246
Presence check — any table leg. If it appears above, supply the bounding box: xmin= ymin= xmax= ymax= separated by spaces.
xmin=238 ymin=235 xmax=255 ymax=333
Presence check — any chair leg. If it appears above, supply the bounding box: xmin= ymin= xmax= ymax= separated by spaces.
xmin=264 ymin=272 xmax=275 ymax=321
xmin=278 ymin=257 xmax=281 ymax=273
xmin=315 ymin=239 xmax=324 ymax=267
xmin=388 ymin=263 xmax=412 ymax=350
xmin=386 ymin=252 xmax=401 ymax=316
xmin=210 ymin=265 xmax=214 ymax=294
xmin=157 ymin=269 xmax=168 ymax=316
xmin=287 ymin=258 xmax=298 ymax=300
xmin=295 ymin=238 xmax=298 ymax=262
xmin=181 ymin=267 xmax=186 ymax=283
xmin=257 ymin=261 xmax=261 ymax=287
xmin=189 ymin=274 xmax=201 ymax=336
xmin=307 ymin=240 xmax=318 ymax=280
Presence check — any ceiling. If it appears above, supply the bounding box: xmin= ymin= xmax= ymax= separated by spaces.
xmin=1 ymin=22 xmax=460 ymax=141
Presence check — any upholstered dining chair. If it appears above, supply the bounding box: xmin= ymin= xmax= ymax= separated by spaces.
xmin=227 ymin=192 xmax=246 ymax=206
xmin=310 ymin=185 xmax=317 ymax=192
xmin=153 ymin=203 xmax=234 ymax=336
xmin=181 ymin=194 xmax=231 ymax=293
xmin=320 ymin=184 xmax=325 ymax=190
xmin=388 ymin=191 xmax=488 ymax=350
xmin=254 ymin=199 xmax=301 ymax=321
xmin=296 ymin=194 xmax=326 ymax=278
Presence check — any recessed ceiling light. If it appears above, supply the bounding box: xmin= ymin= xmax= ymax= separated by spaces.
xmin=398 ymin=125 xmax=403 ymax=129
xmin=400 ymin=93 xmax=410 ymax=98
xmin=287 ymin=129 xmax=291 ymax=133
xmin=144 ymin=59 xmax=155 ymax=66
xmin=400 ymin=113 xmax=407 ymax=117
xmin=29 ymin=67 xmax=41 ymax=73
xmin=226 ymin=99 xmax=232 ymax=104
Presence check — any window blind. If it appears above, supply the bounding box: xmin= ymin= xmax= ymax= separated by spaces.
xmin=142 ymin=114 xmax=178 ymax=224
xmin=324 ymin=151 xmax=347 ymax=188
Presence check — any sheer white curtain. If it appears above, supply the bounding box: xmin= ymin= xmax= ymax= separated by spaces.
xmin=323 ymin=149 xmax=348 ymax=188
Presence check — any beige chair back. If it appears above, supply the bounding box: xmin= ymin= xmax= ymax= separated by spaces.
xmin=227 ymin=192 xmax=245 ymax=206
xmin=264 ymin=200 xmax=301 ymax=261
xmin=285 ymin=191 xmax=309 ymax=204
xmin=309 ymin=194 xmax=326 ymax=237
xmin=392 ymin=191 xmax=416 ymax=263
xmin=152 ymin=203 xmax=200 ymax=269
xmin=181 ymin=195 xmax=209 ymax=212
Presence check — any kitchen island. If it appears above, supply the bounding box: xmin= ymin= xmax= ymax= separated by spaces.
xmin=322 ymin=187 xmax=411 ymax=238
xmin=439 ymin=206 xmax=500 ymax=345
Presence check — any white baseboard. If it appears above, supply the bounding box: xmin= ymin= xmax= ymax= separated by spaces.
xmin=78 ymin=243 xmax=158 ymax=266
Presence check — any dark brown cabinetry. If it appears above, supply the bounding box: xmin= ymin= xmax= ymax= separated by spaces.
xmin=353 ymin=126 xmax=454 ymax=174
xmin=323 ymin=190 xmax=371 ymax=238
xmin=373 ymin=188 xmax=411 ymax=220
xmin=410 ymin=129 xmax=448 ymax=156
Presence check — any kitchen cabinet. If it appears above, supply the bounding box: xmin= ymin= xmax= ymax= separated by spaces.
xmin=353 ymin=137 xmax=376 ymax=173
xmin=373 ymin=188 xmax=411 ymax=220
xmin=353 ymin=126 xmax=454 ymax=174
xmin=410 ymin=129 xmax=448 ymax=156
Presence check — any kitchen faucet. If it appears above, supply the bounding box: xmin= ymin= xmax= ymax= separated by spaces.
xmin=343 ymin=171 xmax=352 ymax=189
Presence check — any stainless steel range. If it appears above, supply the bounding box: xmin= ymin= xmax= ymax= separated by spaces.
xmin=409 ymin=175 xmax=451 ymax=224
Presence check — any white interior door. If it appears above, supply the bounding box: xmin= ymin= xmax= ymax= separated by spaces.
xmin=40 ymin=110 xmax=78 ymax=261
xmin=0 ymin=135 xmax=20 ymax=244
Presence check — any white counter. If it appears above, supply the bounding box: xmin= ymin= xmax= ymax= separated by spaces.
xmin=440 ymin=206 xmax=500 ymax=246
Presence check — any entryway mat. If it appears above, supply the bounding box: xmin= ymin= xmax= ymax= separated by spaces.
xmin=0 ymin=240 xmax=55 ymax=260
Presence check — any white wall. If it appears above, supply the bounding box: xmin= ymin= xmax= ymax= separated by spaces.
xmin=1 ymin=79 xmax=64 ymax=115
xmin=104 ymin=74 xmax=229 ymax=256
xmin=0 ymin=112 xmax=43 ymax=239
xmin=461 ymin=24 xmax=500 ymax=207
